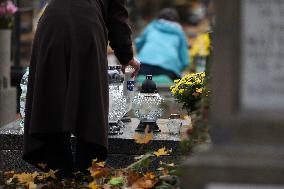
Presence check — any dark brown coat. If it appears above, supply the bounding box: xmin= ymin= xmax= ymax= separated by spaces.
xmin=23 ymin=0 xmax=133 ymax=161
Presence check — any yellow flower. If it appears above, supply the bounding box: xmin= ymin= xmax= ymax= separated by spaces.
xmin=196 ymin=88 xmax=203 ymax=93
xmin=174 ymin=79 xmax=180 ymax=84
xmin=186 ymin=82 xmax=193 ymax=85
xmin=171 ymin=88 xmax=177 ymax=95
xmin=179 ymin=89 xmax=185 ymax=94
xmin=196 ymin=79 xmax=201 ymax=84
xmin=190 ymin=33 xmax=211 ymax=58
xmin=201 ymin=72 xmax=206 ymax=77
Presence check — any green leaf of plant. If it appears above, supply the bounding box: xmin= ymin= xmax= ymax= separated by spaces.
xmin=127 ymin=153 xmax=153 ymax=170
xmin=108 ymin=177 xmax=124 ymax=186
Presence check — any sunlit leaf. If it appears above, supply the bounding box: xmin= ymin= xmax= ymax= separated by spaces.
xmin=96 ymin=161 xmax=105 ymax=168
xmin=153 ymin=147 xmax=172 ymax=157
xmin=13 ymin=172 xmax=39 ymax=184
xmin=88 ymin=181 xmax=98 ymax=189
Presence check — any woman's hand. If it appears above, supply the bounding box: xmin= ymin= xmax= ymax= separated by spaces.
xmin=122 ymin=58 xmax=141 ymax=78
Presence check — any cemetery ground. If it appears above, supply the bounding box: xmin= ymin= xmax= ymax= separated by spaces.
xmin=0 ymin=115 xmax=201 ymax=188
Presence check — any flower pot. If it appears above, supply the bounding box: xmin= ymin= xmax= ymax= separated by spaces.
xmin=0 ymin=29 xmax=12 ymax=89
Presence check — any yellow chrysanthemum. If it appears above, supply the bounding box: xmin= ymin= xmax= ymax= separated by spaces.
xmin=190 ymin=33 xmax=211 ymax=58
xmin=179 ymin=89 xmax=185 ymax=94
xmin=195 ymin=79 xmax=201 ymax=84
xmin=196 ymin=88 xmax=203 ymax=93
xmin=174 ymin=79 xmax=180 ymax=84
xmin=186 ymin=81 xmax=193 ymax=85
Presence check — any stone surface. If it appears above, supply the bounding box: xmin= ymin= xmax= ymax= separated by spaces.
xmin=240 ymin=0 xmax=284 ymax=111
xmin=0 ymin=118 xmax=186 ymax=172
xmin=0 ymin=29 xmax=17 ymax=127
xmin=182 ymin=0 xmax=284 ymax=188
xmin=183 ymin=148 xmax=284 ymax=189
xmin=207 ymin=184 xmax=284 ymax=189
xmin=0 ymin=88 xmax=17 ymax=127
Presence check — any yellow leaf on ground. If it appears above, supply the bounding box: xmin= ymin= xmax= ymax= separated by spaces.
xmin=37 ymin=163 xmax=47 ymax=170
xmin=45 ymin=169 xmax=58 ymax=179
xmin=96 ymin=161 xmax=106 ymax=167
xmin=13 ymin=172 xmax=39 ymax=184
xmin=88 ymin=181 xmax=98 ymax=189
xmin=133 ymin=126 xmax=153 ymax=144
xmin=91 ymin=170 xmax=101 ymax=177
xmin=144 ymin=172 xmax=156 ymax=180
xmin=153 ymin=147 xmax=172 ymax=157
xmin=28 ymin=181 xmax=37 ymax=189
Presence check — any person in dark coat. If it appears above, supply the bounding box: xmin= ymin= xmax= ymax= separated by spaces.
xmin=23 ymin=0 xmax=140 ymax=179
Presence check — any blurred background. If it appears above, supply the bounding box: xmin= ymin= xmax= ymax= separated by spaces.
xmin=10 ymin=0 xmax=214 ymax=113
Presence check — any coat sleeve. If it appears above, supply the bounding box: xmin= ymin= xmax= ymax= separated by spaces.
xmin=108 ymin=0 xmax=133 ymax=65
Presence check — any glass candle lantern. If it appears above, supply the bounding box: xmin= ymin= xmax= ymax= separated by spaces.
xmin=108 ymin=66 xmax=132 ymax=135
xmin=166 ymin=114 xmax=182 ymax=135
xmin=132 ymin=75 xmax=164 ymax=133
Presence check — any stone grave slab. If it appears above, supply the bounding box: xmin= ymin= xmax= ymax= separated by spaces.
xmin=0 ymin=118 xmax=186 ymax=172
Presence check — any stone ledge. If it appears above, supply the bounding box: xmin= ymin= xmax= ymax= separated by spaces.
xmin=0 ymin=88 xmax=17 ymax=127
xmin=0 ymin=149 xmax=183 ymax=172
xmin=0 ymin=119 xmax=186 ymax=172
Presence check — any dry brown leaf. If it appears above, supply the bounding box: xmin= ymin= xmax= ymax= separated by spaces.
xmin=38 ymin=163 xmax=47 ymax=170
xmin=132 ymin=176 xmax=158 ymax=189
xmin=133 ymin=126 xmax=153 ymax=144
xmin=89 ymin=161 xmax=110 ymax=178
xmin=4 ymin=171 xmax=15 ymax=178
xmin=144 ymin=172 xmax=156 ymax=180
xmin=127 ymin=171 xmax=142 ymax=186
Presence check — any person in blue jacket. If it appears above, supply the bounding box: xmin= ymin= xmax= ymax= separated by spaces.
xmin=135 ymin=8 xmax=190 ymax=81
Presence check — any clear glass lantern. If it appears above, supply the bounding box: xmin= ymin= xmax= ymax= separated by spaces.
xmin=132 ymin=75 xmax=164 ymax=132
xmin=19 ymin=66 xmax=131 ymax=135
xmin=108 ymin=66 xmax=132 ymax=135
xmin=166 ymin=114 xmax=182 ymax=136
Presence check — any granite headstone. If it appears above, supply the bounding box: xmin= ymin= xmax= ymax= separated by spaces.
xmin=182 ymin=0 xmax=284 ymax=188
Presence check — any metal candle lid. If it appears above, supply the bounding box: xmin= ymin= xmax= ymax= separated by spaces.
xmin=140 ymin=75 xmax=158 ymax=93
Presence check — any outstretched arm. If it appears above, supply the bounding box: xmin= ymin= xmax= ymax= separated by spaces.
xmin=108 ymin=0 xmax=133 ymax=65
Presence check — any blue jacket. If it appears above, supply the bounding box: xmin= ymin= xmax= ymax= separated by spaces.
xmin=135 ymin=19 xmax=190 ymax=77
